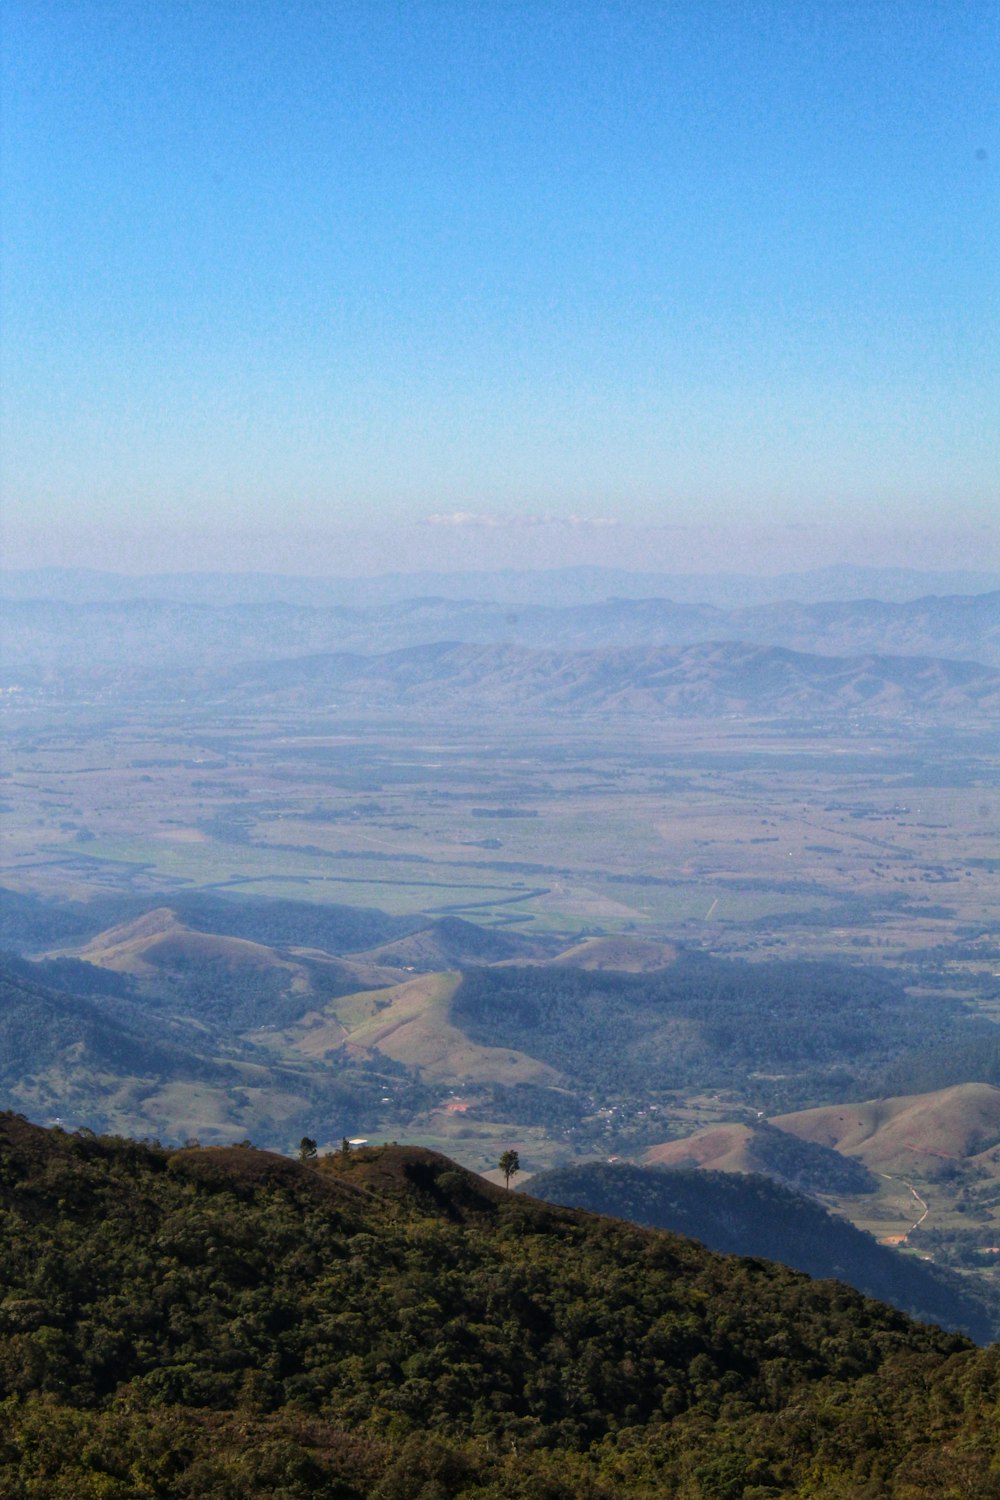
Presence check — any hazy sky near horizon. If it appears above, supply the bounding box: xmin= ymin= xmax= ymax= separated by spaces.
xmin=1 ymin=1 xmax=997 ymax=577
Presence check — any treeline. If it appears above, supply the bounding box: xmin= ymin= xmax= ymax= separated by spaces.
xmin=877 ymin=1035 xmax=1000 ymax=1098
xmin=0 ymin=888 xmax=140 ymax=953
xmin=156 ymin=892 xmax=420 ymax=954
xmin=1 ymin=951 xmax=136 ymax=1000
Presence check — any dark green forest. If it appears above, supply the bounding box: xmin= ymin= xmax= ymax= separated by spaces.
xmin=451 ymin=956 xmax=980 ymax=1109
xmin=1 ymin=1114 xmax=999 ymax=1497
xmin=738 ymin=1119 xmax=878 ymax=1197
xmin=529 ymin=1158 xmax=1000 ymax=1344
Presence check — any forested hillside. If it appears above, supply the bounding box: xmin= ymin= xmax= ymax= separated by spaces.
xmin=529 ymin=1159 xmax=1000 ymax=1344
xmin=1 ymin=1115 xmax=999 ymax=1496
xmin=451 ymin=956 xmax=976 ymax=1109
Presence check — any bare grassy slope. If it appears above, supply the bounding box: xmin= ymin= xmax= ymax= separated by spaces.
xmin=772 ymin=1082 xmax=1000 ymax=1172
xmin=550 ymin=935 xmax=679 ymax=971
xmin=284 ymin=971 xmax=560 ymax=1085
xmin=74 ymin=908 xmax=305 ymax=982
xmin=645 ymin=1123 xmax=758 ymax=1171
xmin=646 ymin=1086 xmax=1000 ymax=1178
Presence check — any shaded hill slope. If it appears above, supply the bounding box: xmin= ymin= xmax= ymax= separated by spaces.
xmin=167 ymin=891 xmax=421 ymax=953
xmin=644 ymin=1117 xmax=878 ymax=1195
xmin=0 ymin=887 xmax=420 ymax=961
xmin=528 ymin=1159 xmax=998 ymax=1343
xmin=351 ymin=914 xmax=547 ymax=970
xmin=0 ymin=961 xmax=239 ymax=1096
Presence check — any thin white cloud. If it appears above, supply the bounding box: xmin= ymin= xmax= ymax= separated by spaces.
xmin=423 ymin=512 xmax=506 ymax=527
xmin=422 ymin=512 xmax=620 ymax=529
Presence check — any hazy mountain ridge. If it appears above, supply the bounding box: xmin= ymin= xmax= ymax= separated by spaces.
xmin=213 ymin=639 xmax=1000 ymax=721
xmin=11 ymin=633 xmax=987 ymax=724
xmin=4 ymin=587 xmax=998 ymax=672
xmin=4 ymin=562 xmax=999 ymax=606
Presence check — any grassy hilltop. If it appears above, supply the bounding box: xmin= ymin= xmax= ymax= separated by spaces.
xmin=1 ymin=1113 xmax=999 ymax=1497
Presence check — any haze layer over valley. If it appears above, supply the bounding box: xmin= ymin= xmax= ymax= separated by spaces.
xmin=2 ymin=563 xmax=998 ymax=1328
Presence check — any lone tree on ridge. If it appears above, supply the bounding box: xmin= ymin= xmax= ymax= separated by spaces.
xmin=499 ymin=1149 xmax=520 ymax=1189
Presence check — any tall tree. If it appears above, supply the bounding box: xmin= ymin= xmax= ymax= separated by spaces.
xmin=499 ymin=1149 xmax=520 ymax=1189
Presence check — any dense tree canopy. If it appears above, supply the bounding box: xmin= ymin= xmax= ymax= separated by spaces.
xmin=451 ymin=955 xmax=975 ymax=1109
xmin=1 ymin=1113 xmax=999 ymax=1496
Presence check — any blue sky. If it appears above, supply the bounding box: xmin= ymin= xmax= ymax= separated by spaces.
xmin=1 ymin=1 xmax=997 ymax=575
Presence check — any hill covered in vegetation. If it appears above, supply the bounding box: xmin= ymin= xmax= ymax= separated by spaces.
xmin=644 ymin=1117 xmax=878 ymax=1195
xmin=450 ymin=956 xmax=978 ymax=1110
xmin=528 ymin=1159 xmax=1000 ymax=1344
xmin=1 ymin=1114 xmax=1000 ymax=1497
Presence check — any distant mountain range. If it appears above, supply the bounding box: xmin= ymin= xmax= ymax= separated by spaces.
xmin=4 ymin=561 xmax=999 ymax=607
xmin=5 ymin=600 xmax=1000 ymax=722
xmin=5 ymin=591 xmax=997 ymax=688
xmin=212 ymin=639 xmax=1000 ymax=722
